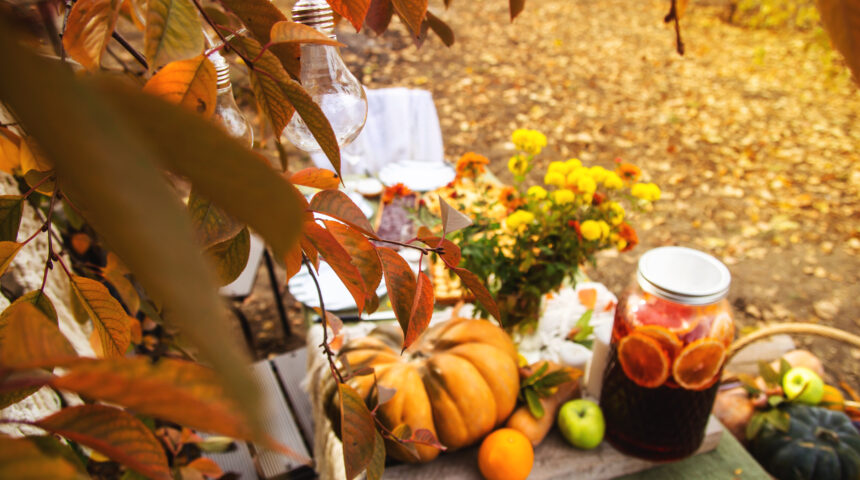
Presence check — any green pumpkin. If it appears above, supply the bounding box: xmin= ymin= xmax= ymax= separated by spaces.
xmin=749 ymin=403 xmax=860 ymax=480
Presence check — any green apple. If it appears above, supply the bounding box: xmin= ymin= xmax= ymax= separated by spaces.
xmin=782 ymin=367 xmax=824 ymax=405
xmin=557 ymin=399 xmax=605 ymax=449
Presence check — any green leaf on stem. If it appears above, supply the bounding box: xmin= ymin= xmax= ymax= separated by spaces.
xmin=524 ymin=388 xmax=544 ymax=419
xmin=0 ymin=195 xmax=24 ymax=242
xmin=339 ymin=382 xmax=377 ymax=480
xmin=35 ymin=405 xmax=172 ymax=480
xmin=205 ymin=227 xmax=251 ymax=286
xmin=145 ymin=0 xmax=204 ymax=70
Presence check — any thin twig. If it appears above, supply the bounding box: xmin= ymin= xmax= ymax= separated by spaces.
xmin=303 ymin=255 xmax=343 ymax=383
xmin=39 ymin=185 xmax=60 ymax=293
xmin=111 ymin=31 xmax=148 ymax=70
xmin=373 ymin=237 xmax=442 ymax=255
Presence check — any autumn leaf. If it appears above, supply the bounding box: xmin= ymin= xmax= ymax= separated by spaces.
xmin=145 ymin=0 xmax=204 ymax=70
xmin=365 ymin=0 xmax=393 ymax=34
xmin=816 ymin=0 xmax=860 ymax=83
xmin=310 ymin=189 xmax=376 ymax=237
xmin=290 ymin=167 xmax=341 ymax=190
xmin=339 ymin=383 xmax=376 ymax=480
xmin=377 ymin=246 xmax=416 ymax=337
xmin=143 ymin=55 xmax=217 ymax=118
xmin=391 ymin=0 xmax=428 ymax=37
xmin=205 ymin=227 xmax=251 ymax=286
xmin=304 ymin=221 xmax=366 ymax=313
xmin=35 ymin=405 xmax=171 ymax=480
xmin=426 ymin=10 xmax=454 ymax=47
xmin=19 ymin=139 xmax=53 ymax=173
xmin=323 ymin=220 xmax=382 ymax=303
xmin=188 ymin=189 xmax=244 ymax=249
xmin=0 ymin=127 xmax=22 ymax=174
xmin=509 ymin=0 xmax=525 ymax=21
xmin=0 ymin=436 xmax=89 ymax=480
xmin=102 ymin=252 xmax=141 ymax=315
xmin=451 ymin=266 xmax=500 ymax=322
xmin=366 ymin=431 xmax=386 ymax=480
xmin=120 ymin=0 xmax=146 ymax=30
xmin=418 ymin=236 xmax=461 ymax=267
xmin=0 ymin=302 xmax=77 ymax=370
xmin=269 ymin=21 xmax=345 ymax=47
xmin=0 ymin=195 xmax=24 ymax=242
xmin=404 ymin=271 xmax=433 ymax=349
xmin=69 ymin=275 xmax=132 ymax=359
xmin=62 ymin=0 xmax=122 ymax=70
xmin=218 ymin=0 xmax=301 ymax=78
xmin=0 ymin=241 xmax=23 ymax=278
xmin=284 ymin=242 xmax=303 ymax=281
xmin=186 ymin=458 xmax=223 ymax=478
xmin=325 ymin=0 xmax=372 ymax=32
xmin=438 ymin=195 xmax=472 ymax=235
xmin=231 ymin=36 xmax=295 ymax=137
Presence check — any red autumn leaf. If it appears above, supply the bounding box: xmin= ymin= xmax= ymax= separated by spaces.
xmin=417 ymin=235 xmax=461 ymax=267
xmin=186 ymin=457 xmax=223 ymax=478
xmin=578 ymin=288 xmax=597 ymax=310
xmin=411 ymin=428 xmax=446 ymax=449
xmin=45 ymin=357 xmax=256 ymax=440
xmin=425 ymin=10 xmax=454 ymax=47
xmin=0 ymin=302 xmax=78 ymax=369
xmin=310 ymin=190 xmax=376 ymax=237
xmin=304 ymin=221 xmax=366 ymax=313
xmin=376 ymin=247 xmax=416 ymax=337
xmin=391 ymin=0 xmax=427 ymax=37
xmin=301 ymin=237 xmax=320 ymax=270
xmin=313 ymin=307 xmax=343 ymax=337
xmin=326 ymin=0 xmax=371 ymax=31
xmin=289 ymin=167 xmax=340 ymax=190
xmin=323 ymin=220 xmax=382 ymax=302
xmin=403 ymin=271 xmax=433 ymax=350
xmin=451 ymin=267 xmax=500 ymax=323
xmin=35 ymin=405 xmax=171 ymax=480
xmin=365 ymin=0 xmax=393 ymax=34
xmin=284 ymin=242 xmax=303 ymax=281
xmin=339 ymin=383 xmax=376 ymax=480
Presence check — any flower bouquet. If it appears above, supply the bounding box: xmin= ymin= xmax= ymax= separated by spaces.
xmin=428 ymin=129 xmax=661 ymax=329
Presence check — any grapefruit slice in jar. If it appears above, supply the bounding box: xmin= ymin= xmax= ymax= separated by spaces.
xmin=672 ymin=338 xmax=727 ymax=391
xmin=634 ymin=325 xmax=683 ymax=360
xmin=708 ymin=312 xmax=735 ymax=348
xmin=617 ymin=332 xmax=671 ymax=388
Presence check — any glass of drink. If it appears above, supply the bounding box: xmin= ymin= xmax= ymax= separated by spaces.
xmin=600 ymin=246 xmax=734 ymax=461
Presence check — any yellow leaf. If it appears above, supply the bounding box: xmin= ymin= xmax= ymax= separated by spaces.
xmin=0 ymin=127 xmax=22 ymax=174
xmin=144 ymin=0 xmax=204 ymax=70
xmin=20 ymin=138 xmax=54 ymax=173
xmin=143 ymin=56 xmax=217 ymax=118
xmin=62 ymin=0 xmax=122 ymax=70
xmin=269 ymin=21 xmax=344 ymax=47
xmin=69 ymin=275 xmax=132 ymax=358
xmin=0 ymin=240 xmax=23 ymax=278
xmin=0 ymin=302 xmax=78 ymax=369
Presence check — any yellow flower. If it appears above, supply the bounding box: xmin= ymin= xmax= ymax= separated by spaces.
xmin=565 ymin=158 xmax=582 ymax=172
xmin=576 ymin=175 xmax=597 ymax=195
xmin=564 ymin=166 xmax=588 ymax=187
xmin=505 ymin=210 xmax=535 ymax=230
xmin=544 ymin=171 xmax=566 ymax=187
xmin=580 ymin=220 xmax=602 ymax=241
xmin=599 ymin=220 xmax=610 ymax=239
xmin=511 ymin=129 xmax=547 ymax=155
xmin=606 ymin=201 xmax=625 ymax=225
xmin=548 ymin=161 xmax=569 ymax=176
xmin=552 ymin=189 xmax=575 ymax=205
xmin=508 ymin=154 xmax=528 ymax=176
xmin=527 ymin=185 xmax=548 ymax=200
xmin=589 ymin=165 xmax=609 ymax=183
xmin=631 ymin=182 xmax=661 ymax=201
xmin=603 ymin=171 xmax=624 ymax=190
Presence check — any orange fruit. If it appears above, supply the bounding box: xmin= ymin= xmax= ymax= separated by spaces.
xmin=820 ymin=385 xmax=846 ymax=411
xmin=477 ymin=428 xmax=534 ymax=480
xmin=708 ymin=313 xmax=735 ymax=347
xmin=672 ymin=338 xmax=726 ymax=391
xmin=634 ymin=325 xmax=683 ymax=360
xmin=617 ymin=333 xmax=670 ymax=388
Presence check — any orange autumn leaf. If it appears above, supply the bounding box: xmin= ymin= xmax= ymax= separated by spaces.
xmin=143 ymin=56 xmax=217 ymax=118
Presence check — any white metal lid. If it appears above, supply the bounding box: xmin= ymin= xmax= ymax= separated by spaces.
xmin=636 ymin=246 xmax=731 ymax=305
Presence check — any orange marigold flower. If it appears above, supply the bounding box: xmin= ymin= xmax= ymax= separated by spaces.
xmin=618 ymin=222 xmax=638 ymax=252
xmin=499 ymin=186 xmax=524 ymax=210
xmin=616 ymin=162 xmax=641 ymax=182
xmin=455 ymin=152 xmax=490 ymax=179
xmin=382 ymin=183 xmax=413 ymax=204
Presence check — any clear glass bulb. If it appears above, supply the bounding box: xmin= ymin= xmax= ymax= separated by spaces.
xmin=211 ymin=51 xmax=254 ymax=148
xmin=281 ymin=0 xmax=367 ymax=151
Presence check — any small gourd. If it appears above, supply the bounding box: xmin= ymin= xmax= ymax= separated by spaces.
xmin=749 ymin=403 xmax=860 ymax=480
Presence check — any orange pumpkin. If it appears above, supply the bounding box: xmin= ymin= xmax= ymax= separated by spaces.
xmin=337 ymin=317 xmax=520 ymax=462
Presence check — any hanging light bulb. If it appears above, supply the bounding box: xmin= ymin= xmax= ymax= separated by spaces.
xmin=282 ymin=0 xmax=368 ymax=151
xmin=209 ymin=49 xmax=254 ymax=148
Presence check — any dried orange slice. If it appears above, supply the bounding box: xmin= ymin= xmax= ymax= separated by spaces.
xmin=672 ymin=338 xmax=726 ymax=391
xmin=635 ymin=325 xmax=683 ymax=360
xmin=618 ymin=333 xmax=670 ymax=388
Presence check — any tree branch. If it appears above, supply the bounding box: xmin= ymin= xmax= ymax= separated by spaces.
xmin=302 ymin=255 xmax=343 ymax=384
xmin=111 ymin=31 xmax=148 ymax=70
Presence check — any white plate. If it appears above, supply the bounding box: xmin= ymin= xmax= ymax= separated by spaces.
xmin=378 ymin=161 xmax=456 ymax=192
xmin=288 ymin=262 xmax=388 ymax=311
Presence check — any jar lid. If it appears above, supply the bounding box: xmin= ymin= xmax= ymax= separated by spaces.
xmin=637 ymin=246 xmax=731 ymax=305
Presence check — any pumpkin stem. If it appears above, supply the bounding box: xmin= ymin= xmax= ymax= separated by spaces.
xmin=814 ymin=426 xmax=841 ymax=445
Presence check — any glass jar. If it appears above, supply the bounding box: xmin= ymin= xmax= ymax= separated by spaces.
xmin=599 ymin=246 xmax=734 ymax=461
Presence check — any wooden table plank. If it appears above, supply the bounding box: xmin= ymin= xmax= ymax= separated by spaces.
xmin=201 ymin=436 xmax=258 ymax=480
xmin=271 ymin=348 xmax=315 ymax=448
